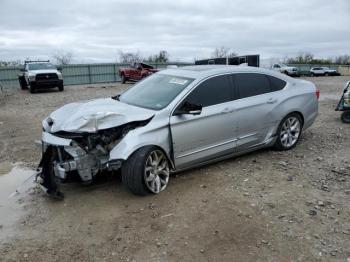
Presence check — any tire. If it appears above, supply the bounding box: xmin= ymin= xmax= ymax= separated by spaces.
xmin=274 ymin=113 xmax=303 ymax=151
xmin=341 ymin=111 xmax=350 ymax=123
xmin=121 ymin=74 xmax=126 ymax=84
xmin=40 ymin=146 xmax=64 ymax=200
xmin=122 ymin=146 xmax=170 ymax=196
xmin=311 ymin=73 xmax=315 ymax=77
xmin=325 ymin=72 xmax=329 ymax=76
xmin=58 ymin=84 xmax=64 ymax=92
xmin=29 ymin=85 xmax=36 ymax=94
xmin=18 ymin=76 xmax=28 ymax=90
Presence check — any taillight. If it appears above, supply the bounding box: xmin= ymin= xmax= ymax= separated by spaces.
xmin=316 ymin=89 xmax=320 ymax=99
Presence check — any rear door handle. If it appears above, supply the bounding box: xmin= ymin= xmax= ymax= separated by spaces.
xmin=267 ymin=98 xmax=278 ymax=104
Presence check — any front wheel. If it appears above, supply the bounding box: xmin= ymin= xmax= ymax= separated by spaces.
xmin=341 ymin=111 xmax=350 ymax=123
xmin=58 ymin=84 xmax=64 ymax=92
xmin=274 ymin=113 xmax=303 ymax=150
xmin=122 ymin=146 xmax=170 ymax=195
xmin=29 ymin=85 xmax=36 ymax=93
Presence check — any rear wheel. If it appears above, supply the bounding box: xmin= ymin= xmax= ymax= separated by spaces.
xmin=341 ymin=111 xmax=350 ymax=123
xmin=121 ymin=74 xmax=126 ymax=84
xmin=122 ymin=146 xmax=170 ymax=195
xmin=274 ymin=113 xmax=303 ymax=150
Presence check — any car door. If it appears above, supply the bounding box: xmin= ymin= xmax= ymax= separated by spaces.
xmin=231 ymin=73 xmax=285 ymax=149
xmin=129 ymin=64 xmax=138 ymax=79
xmin=170 ymin=74 xmax=238 ymax=169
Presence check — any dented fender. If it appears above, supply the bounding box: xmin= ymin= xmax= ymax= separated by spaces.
xmin=109 ymin=119 xmax=174 ymax=168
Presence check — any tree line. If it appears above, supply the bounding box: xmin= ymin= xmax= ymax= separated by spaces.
xmin=284 ymin=52 xmax=350 ymax=65
xmin=1 ymin=48 xmax=350 ymax=67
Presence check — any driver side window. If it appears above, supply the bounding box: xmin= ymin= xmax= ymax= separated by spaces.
xmin=183 ymin=75 xmax=232 ymax=107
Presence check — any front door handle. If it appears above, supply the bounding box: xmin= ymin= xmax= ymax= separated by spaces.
xmin=267 ymin=98 xmax=278 ymax=104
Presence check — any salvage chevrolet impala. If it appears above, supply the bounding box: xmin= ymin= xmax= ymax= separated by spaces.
xmin=37 ymin=65 xmax=319 ymax=198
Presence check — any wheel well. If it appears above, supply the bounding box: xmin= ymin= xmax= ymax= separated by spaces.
xmin=123 ymin=145 xmax=175 ymax=170
xmin=289 ymin=111 xmax=304 ymax=126
xmin=151 ymin=145 xmax=175 ymax=169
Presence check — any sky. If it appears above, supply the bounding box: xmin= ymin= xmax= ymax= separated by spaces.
xmin=0 ymin=0 xmax=349 ymax=63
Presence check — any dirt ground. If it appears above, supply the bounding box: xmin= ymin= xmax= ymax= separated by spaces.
xmin=0 ymin=77 xmax=349 ymax=262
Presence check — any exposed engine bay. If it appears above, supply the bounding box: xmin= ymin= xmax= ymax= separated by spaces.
xmin=37 ymin=119 xmax=151 ymax=200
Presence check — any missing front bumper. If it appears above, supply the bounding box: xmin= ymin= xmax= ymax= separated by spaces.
xmin=37 ymin=132 xmax=123 ymax=199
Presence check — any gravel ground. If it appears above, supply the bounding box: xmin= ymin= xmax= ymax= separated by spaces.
xmin=0 ymin=77 xmax=349 ymax=262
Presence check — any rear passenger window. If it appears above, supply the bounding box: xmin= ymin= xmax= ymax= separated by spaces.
xmin=185 ymin=75 xmax=231 ymax=107
xmin=267 ymin=75 xmax=286 ymax=92
xmin=234 ymin=73 xmax=270 ymax=99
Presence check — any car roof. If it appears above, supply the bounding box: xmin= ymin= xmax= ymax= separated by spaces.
xmin=159 ymin=65 xmax=288 ymax=80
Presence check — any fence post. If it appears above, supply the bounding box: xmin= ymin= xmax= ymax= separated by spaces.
xmin=88 ymin=64 xmax=92 ymax=84
xmin=113 ymin=64 xmax=117 ymax=82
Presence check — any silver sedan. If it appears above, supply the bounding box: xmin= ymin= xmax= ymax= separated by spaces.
xmin=38 ymin=65 xmax=319 ymax=198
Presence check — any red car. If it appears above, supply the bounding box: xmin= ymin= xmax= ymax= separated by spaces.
xmin=118 ymin=63 xmax=158 ymax=84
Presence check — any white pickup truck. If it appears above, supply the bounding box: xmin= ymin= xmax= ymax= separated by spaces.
xmin=272 ymin=63 xmax=300 ymax=77
xmin=18 ymin=61 xmax=64 ymax=93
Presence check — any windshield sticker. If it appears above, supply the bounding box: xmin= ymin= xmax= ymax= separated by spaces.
xmin=169 ymin=78 xmax=188 ymax=85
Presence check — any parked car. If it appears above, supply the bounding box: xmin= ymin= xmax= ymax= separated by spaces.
xmin=335 ymin=81 xmax=350 ymax=123
xmin=18 ymin=60 xmax=64 ymax=93
xmin=118 ymin=62 xmax=158 ymax=83
xmin=37 ymin=65 xmax=318 ymax=199
xmin=310 ymin=67 xmax=340 ymax=76
xmin=272 ymin=63 xmax=300 ymax=77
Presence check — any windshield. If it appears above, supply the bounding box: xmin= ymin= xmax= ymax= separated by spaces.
xmin=119 ymin=74 xmax=194 ymax=110
xmin=28 ymin=63 xmax=57 ymax=70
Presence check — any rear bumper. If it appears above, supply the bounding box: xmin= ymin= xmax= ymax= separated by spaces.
xmin=30 ymin=79 xmax=63 ymax=89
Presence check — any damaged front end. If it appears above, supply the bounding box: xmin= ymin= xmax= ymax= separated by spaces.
xmin=36 ymin=120 xmax=150 ymax=200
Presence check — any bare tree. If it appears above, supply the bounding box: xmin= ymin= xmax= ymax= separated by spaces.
xmin=148 ymin=50 xmax=169 ymax=63
xmin=333 ymin=55 xmax=350 ymax=65
xmin=0 ymin=60 xmax=21 ymax=67
xmin=211 ymin=46 xmax=238 ymax=58
xmin=53 ymin=51 xmax=73 ymax=65
xmin=118 ymin=51 xmax=143 ymax=64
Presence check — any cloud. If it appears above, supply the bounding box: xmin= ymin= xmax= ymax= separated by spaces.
xmin=0 ymin=0 xmax=349 ymax=62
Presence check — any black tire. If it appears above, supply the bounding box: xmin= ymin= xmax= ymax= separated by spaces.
xmin=311 ymin=73 xmax=315 ymax=77
xmin=18 ymin=76 xmax=28 ymax=90
xmin=40 ymin=146 xmax=64 ymax=200
xmin=341 ymin=111 xmax=350 ymax=123
xmin=29 ymin=85 xmax=36 ymax=93
xmin=121 ymin=74 xmax=126 ymax=84
xmin=58 ymin=84 xmax=64 ymax=92
xmin=325 ymin=72 xmax=329 ymax=76
xmin=274 ymin=113 xmax=303 ymax=151
xmin=122 ymin=146 xmax=169 ymax=196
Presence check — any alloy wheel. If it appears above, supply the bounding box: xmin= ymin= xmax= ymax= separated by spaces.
xmin=144 ymin=150 xmax=170 ymax=193
xmin=280 ymin=116 xmax=301 ymax=148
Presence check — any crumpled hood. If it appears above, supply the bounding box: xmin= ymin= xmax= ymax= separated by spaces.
xmin=46 ymin=98 xmax=155 ymax=133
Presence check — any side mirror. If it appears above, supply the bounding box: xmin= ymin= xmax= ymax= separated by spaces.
xmin=174 ymin=102 xmax=202 ymax=116
xmin=57 ymin=66 xmax=62 ymax=71
xmin=137 ymin=66 xmax=142 ymax=71
xmin=20 ymin=68 xmax=25 ymax=72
